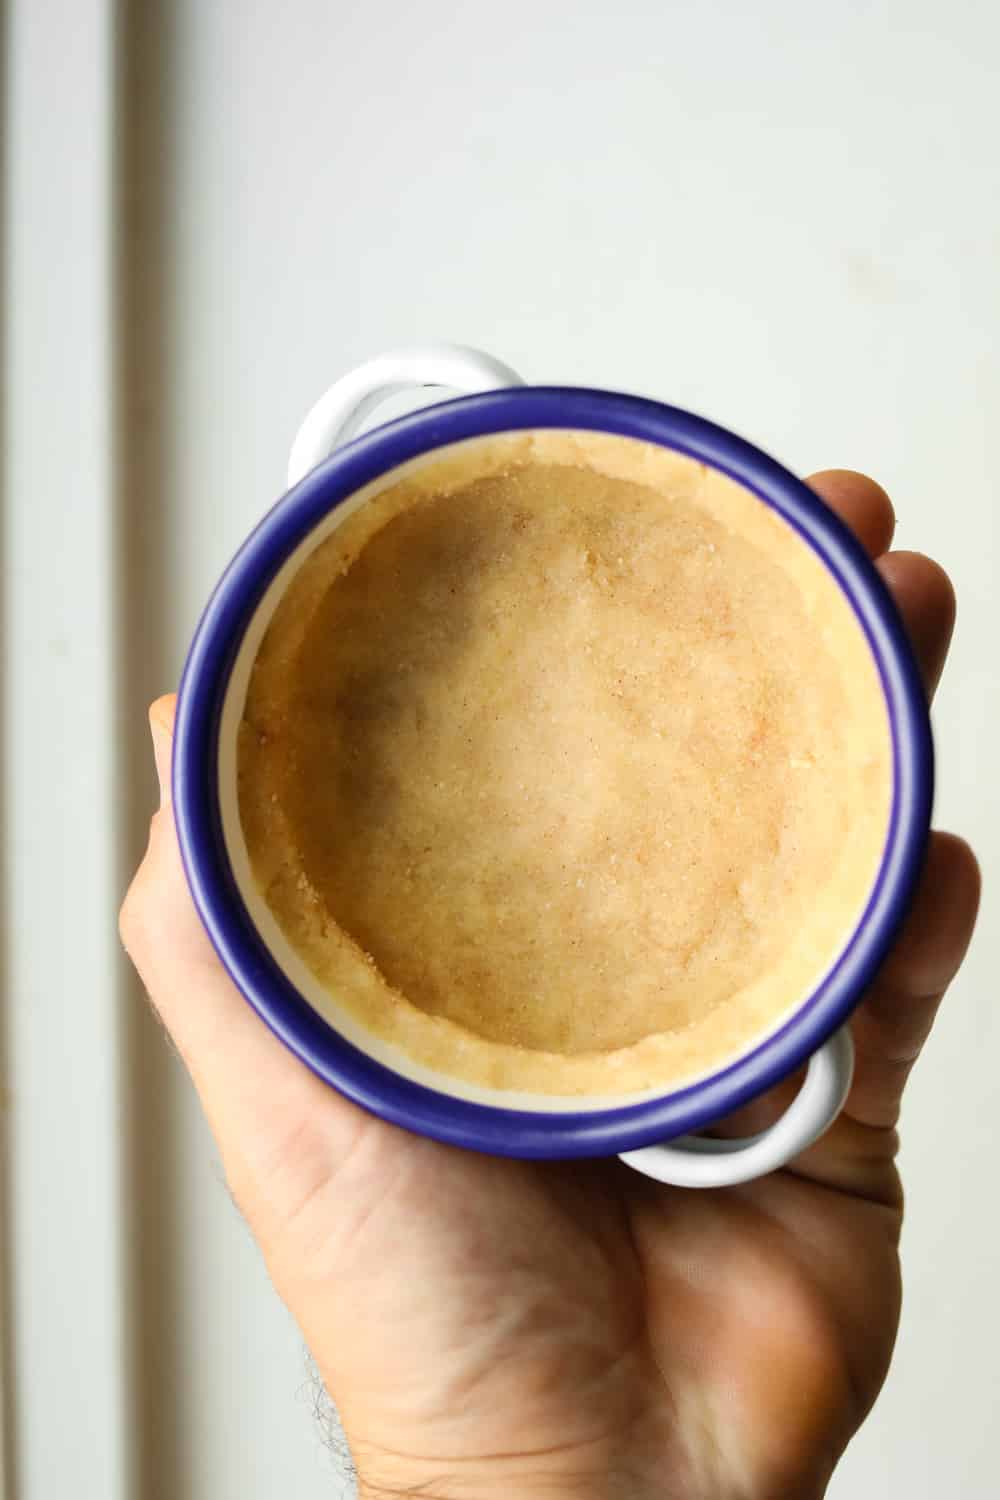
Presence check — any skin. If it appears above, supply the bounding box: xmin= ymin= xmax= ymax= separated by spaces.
xmin=120 ymin=471 xmax=980 ymax=1500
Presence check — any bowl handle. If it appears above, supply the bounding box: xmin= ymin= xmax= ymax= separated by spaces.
xmin=287 ymin=345 xmax=524 ymax=487
xmin=618 ymin=1028 xmax=855 ymax=1189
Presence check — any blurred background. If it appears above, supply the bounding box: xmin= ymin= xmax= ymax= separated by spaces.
xmin=3 ymin=1 xmax=997 ymax=1496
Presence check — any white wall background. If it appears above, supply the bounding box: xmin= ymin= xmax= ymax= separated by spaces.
xmin=4 ymin=1 xmax=998 ymax=1496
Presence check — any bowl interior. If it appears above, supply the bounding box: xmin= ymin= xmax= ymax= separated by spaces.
xmin=214 ymin=423 xmax=906 ymax=1116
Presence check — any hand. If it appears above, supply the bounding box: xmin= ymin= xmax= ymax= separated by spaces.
xmin=120 ymin=471 xmax=979 ymax=1500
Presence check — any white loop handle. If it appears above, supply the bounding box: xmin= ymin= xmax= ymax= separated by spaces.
xmin=287 ymin=344 xmax=524 ymax=488
xmin=618 ymin=1028 xmax=854 ymax=1189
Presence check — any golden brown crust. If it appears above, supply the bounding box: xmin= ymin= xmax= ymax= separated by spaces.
xmin=238 ymin=432 xmax=892 ymax=1096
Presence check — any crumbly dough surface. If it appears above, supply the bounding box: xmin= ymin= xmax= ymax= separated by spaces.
xmin=238 ymin=431 xmax=892 ymax=1095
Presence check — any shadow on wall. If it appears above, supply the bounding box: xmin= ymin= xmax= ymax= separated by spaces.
xmin=115 ymin=1 xmax=188 ymax=1492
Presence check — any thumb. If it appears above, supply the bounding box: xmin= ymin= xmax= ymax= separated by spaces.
xmin=121 ymin=694 xmax=366 ymax=1222
xmin=150 ymin=701 xmax=173 ymax=808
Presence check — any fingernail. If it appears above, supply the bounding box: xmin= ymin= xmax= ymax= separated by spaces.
xmin=150 ymin=714 xmax=173 ymax=807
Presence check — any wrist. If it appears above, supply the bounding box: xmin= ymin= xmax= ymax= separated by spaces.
xmin=353 ymin=1447 xmax=631 ymax=1500
xmin=354 ymin=1449 xmax=831 ymax=1500
xmin=357 ymin=1480 xmax=614 ymax=1500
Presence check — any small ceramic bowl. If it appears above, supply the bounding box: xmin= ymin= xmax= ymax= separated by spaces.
xmin=173 ymin=346 xmax=932 ymax=1188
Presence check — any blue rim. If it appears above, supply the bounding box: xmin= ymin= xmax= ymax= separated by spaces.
xmin=173 ymin=388 xmax=933 ymax=1159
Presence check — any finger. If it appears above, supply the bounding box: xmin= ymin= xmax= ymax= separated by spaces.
xmin=806 ymin=470 xmax=895 ymax=558
xmin=806 ymin=473 xmax=957 ymax=698
xmin=120 ymin=698 xmax=365 ymax=1207
xmin=708 ymin=831 xmax=979 ymax=1195
xmin=876 ymin=551 xmax=957 ymax=700
xmin=846 ymin=832 xmax=980 ymax=1130
xmin=763 ymin=831 xmax=979 ymax=1203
